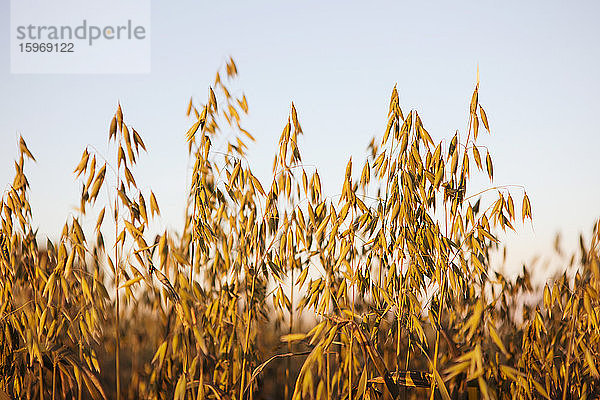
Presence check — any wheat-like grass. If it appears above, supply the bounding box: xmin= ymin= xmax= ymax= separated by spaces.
xmin=0 ymin=59 xmax=598 ymax=400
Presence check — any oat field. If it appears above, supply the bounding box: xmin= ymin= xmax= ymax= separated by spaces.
xmin=1 ymin=60 xmax=599 ymax=400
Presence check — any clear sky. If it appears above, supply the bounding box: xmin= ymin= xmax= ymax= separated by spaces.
xmin=1 ymin=1 xmax=599 ymax=277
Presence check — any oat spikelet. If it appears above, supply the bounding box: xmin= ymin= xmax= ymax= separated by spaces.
xmin=0 ymin=232 xmax=9 ymax=262
xmin=146 ymin=251 xmax=180 ymax=303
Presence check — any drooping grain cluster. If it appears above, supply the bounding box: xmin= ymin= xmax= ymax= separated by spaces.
xmin=1 ymin=59 xmax=598 ymax=400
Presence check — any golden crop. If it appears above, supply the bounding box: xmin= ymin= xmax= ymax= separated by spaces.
xmin=1 ymin=59 xmax=598 ymax=400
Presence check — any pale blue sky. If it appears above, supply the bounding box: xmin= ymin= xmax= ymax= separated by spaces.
xmin=1 ymin=1 xmax=599 ymax=275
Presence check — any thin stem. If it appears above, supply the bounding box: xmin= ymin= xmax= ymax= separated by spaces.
xmin=190 ymin=240 xmax=196 ymax=400
xmin=239 ymin=271 xmax=257 ymax=400
xmin=562 ymin=294 xmax=578 ymax=400
xmin=326 ymin=274 xmax=332 ymax=400
xmin=429 ymin=274 xmax=446 ymax=400
xmin=396 ymin=257 xmax=405 ymax=374
xmin=115 ymin=226 xmax=120 ymax=400
xmin=349 ymin=206 xmax=356 ymax=400
xmin=78 ymin=345 xmax=83 ymax=400
xmin=190 ymin=242 xmax=195 ymax=285
xmin=191 ymin=176 xmax=197 ymax=286
xmin=114 ymin=134 xmax=121 ymax=400
xmin=39 ymin=362 xmax=44 ymax=400
xmin=52 ymin=362 xmax=56 ymax=400
xmin=285 ymin=268 xmax=294 ymax=400
xmin=33 ymin=264 xmax=43 ymax=400
xmin=326 ymin=347 xmax=331 ymax=400
xmin=349 ymin=331 xmax=353 ymax=400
